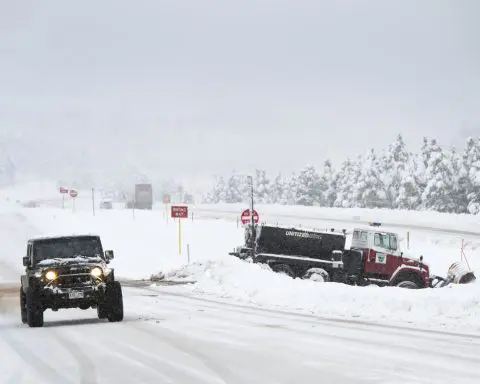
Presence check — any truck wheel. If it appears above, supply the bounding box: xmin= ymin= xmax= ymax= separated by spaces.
xmin=20 ymin=288 xmax=27 ymax=324
xmin=271 ymin=264 xmax=296 ymax=279
xmin=303 ymin=268 xmax=330 ymax=282
xmin=106 ymin=281 xmax=124 ymax=322
xmin=396 ymin=280 xmax=419 ymax=289
xmin=26 ymin=288 xmax=44 ymax=328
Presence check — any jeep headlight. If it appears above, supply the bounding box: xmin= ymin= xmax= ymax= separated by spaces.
xmin=91 ymin=267 xmax=103 ymax=278
xmin=45 ymin=270 xmax=58 ymax=281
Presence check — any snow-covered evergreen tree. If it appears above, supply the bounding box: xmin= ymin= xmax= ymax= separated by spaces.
xmin=356 ymin=149 xmax=386 ymax=208
xmin=270 ymin=174 xmax=285 ymax=204
xmin=462 ymin=137 xmax=480 ymax=213
xmin=396 ymin=155 xmax=422 ymax=210
xmin=282 ymin=173 xmax=298 ymax=205
xmin=448 ymin=146 xmax=467 ymax=213
xmin=379 ymin=134 xmax=411 ymax=208
xmin=205 ymin=176 xmax=227 ymax=203
xmin=421 ymin=139 xmax=456 ymax=212
xmin=295 ymin=165 xmax=321 ymax=206
xmin=334 ymin=158 xmax=362 ymax=208
xmin=254 ymin=169 xmax=271 ymax=203
xmin=224 ymin=175 xmax=245 ymax=203
xmin=320 ymin=159 xmax=336 ymax=207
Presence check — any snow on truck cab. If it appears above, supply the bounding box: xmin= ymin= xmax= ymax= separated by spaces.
xmin=230 ymin=223 xmax=473 ymax=289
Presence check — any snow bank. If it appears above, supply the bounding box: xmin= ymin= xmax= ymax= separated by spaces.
xmin=158 ymin=257 xmax=480 ymax=332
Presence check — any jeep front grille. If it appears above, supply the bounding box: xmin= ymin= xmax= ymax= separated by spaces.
xmin=55 ymin=274 xmax=92 ymax=288
xmin=44 ymin=266 xmax=98 ymax=288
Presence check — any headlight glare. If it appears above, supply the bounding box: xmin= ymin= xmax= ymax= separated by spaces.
xmin=45 ymin=270 xmax=58 ymax=281
xmin=91 ymin=267 xmax=103 ymax=278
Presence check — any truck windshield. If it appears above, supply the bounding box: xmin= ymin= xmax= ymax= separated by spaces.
xmin=374 ymin=233 xmax=397 ymax=250
xmin=33 ymin=237 xmax=103 ymax=262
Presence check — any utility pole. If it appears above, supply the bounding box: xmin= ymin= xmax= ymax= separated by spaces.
xmin=247 ymin=175 xmax=255 ymax=256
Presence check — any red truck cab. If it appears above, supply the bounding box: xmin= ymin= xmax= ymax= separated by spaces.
xmin=350 ymin=226 xmax=429 ymax=288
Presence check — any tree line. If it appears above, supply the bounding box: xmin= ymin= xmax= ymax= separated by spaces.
xmin=204 ymin=135 xmax=480 ymax=214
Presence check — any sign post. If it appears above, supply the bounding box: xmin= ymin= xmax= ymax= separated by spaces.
xmin=69 ymin=189 xmax=78 ymax=212
xmin=59 ymin=187 xmax=68 ymax=209
xmin=246 ymin=175 xmax=256 ymax=255
xmin=171 ymin=205 xmax=188 ymax=255
xmin=163 ymin=194 xmax=171 ymax=224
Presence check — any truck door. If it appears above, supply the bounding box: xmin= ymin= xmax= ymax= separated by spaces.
xmin=364 ymin=232 xmax=401 ymax=278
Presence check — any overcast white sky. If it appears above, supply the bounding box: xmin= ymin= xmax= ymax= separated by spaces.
xmin=0 ymin=0 xmax=479 ymax=187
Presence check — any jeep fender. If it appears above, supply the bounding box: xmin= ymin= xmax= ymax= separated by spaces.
xmin=389 ymin=265 xmax=427 ymax=287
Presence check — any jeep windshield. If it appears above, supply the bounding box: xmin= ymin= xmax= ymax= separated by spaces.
xmin=33 ymin=236 xmax=104 ymax=265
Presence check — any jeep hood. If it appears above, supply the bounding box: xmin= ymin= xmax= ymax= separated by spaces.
xmin=36 ymin=256 xmax=104 ymax=267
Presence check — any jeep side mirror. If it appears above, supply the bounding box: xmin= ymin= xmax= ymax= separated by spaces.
xmin=105 ymin=250 xmax=114 ymax=262
xmin=23 ymin=256 xmax=30 ymax=267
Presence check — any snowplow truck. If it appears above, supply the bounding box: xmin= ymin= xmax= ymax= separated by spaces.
xmin=230 ymin=224 xmax=465 ymax=289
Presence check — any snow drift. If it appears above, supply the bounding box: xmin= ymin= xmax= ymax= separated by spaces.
xmin=157 ymin=257 xmax=480 ymax=332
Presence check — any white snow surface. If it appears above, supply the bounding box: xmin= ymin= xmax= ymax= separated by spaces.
xmin=2 ymin=182 xmax=480 ymax=333
xmin=159 ymin=257 xmax=480 ymax=332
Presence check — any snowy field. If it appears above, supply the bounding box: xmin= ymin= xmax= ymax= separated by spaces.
xmin=0 ymin=185 xmax=479 ymax=333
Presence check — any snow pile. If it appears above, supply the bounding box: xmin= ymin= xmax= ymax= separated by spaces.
xmin=159 ymin=257 xmax=480 ymax=331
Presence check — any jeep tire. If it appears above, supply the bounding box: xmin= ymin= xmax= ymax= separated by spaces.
xmin=106 ymin=281 xmax=124 ymax=322
xmin=26 ymin=287 xmax=44 ymax=327
xmin=97 ymin=304 xmax=108 ymax=319
xmin=20 ymin=288 xmax=27 ymax=324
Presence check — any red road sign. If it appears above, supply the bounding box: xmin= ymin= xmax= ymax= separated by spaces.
xmin=241 ymin=209 xmax=259 ymax=225
xmin=171 ymin=205 xmax=188 ymax=218
xmin=69 ymin=190 xmax=78 ymax=198
xmin=59 ymin=187 xmax=69 ymax=194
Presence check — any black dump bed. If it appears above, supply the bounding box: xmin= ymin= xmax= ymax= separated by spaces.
xmin=254 ymin=225 xmax=346 ymax=260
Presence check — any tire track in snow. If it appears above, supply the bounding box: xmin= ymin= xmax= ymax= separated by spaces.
xmin=53 ymin=330 xmax=99 ymax=384
xmin=130 ymin=322 xmax=252 ymax=384
xmin=107 ymin=337 xmax=199 ymax=383
xmin=1 ymin=331 xmax=75 ymax=384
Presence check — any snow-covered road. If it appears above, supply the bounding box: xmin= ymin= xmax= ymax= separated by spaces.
xmin=2 ymin=284 xmax=480 ymax=384
xmin=2 ymin=198 xmax=480 ymax=383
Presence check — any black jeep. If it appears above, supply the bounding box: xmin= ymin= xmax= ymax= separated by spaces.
xmin=20 ymin=235 xmax=124 ymax=327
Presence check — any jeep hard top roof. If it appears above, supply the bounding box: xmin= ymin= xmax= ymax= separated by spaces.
xmin=28 ymin=234 xmax=101 ymax=243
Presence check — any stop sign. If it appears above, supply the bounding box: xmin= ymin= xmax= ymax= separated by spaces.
xmin=69 ymin=190 xmax=78 ymax=198
xmin=240 ymin=209 xmax=259 ymax=225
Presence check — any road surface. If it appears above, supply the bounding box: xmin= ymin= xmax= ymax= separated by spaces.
xmin=1 ymin=283 xmax=480 ymax=384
